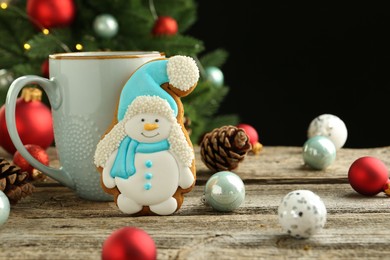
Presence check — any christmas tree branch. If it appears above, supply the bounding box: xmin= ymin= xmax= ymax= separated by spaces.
xmin=0 ymin=10 xmax=26 ymax=58
xmin=199 ymin=49 xmax=229 ymax=68
xmin=149 ymin=0 xmax=158 ymax=20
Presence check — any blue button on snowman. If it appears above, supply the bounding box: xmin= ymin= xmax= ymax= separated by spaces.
xmin=94 ymin=55 xmax=199 ymax=216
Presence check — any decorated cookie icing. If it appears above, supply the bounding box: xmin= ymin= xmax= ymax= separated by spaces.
xmin=94 ymin=55 xmax=199 ymax=216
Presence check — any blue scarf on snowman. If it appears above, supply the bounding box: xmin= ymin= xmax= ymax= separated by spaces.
xmin=110 ymin=138 xmax=170 ymax=179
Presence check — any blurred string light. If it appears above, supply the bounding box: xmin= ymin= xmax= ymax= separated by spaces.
xmin=23 ymin=43 xmax=31 ymax=50
xmin=0 ymin=0 xmax=11 ymax=9
xmin=0 ymin=2 xmax=8 ymax=9
xmin=75 ymin=43 xmax=83 ymax=51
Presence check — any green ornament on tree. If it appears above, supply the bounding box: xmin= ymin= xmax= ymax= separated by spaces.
xmin=205 ymin=66 xmax=224 ymax=87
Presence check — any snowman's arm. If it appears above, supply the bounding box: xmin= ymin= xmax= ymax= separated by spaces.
xmin=179 ymin=166 xmax=195 ymax=189
xmin=102 ymin=150 xmax=118 ymax=189
xmin=170 ymin=151 xmax=194 ymax=189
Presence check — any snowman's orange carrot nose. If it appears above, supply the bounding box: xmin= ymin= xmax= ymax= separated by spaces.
xmin=144 ymin=123 xmax=159 ymax=131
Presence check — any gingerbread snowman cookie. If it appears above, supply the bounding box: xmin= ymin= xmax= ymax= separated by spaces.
xmin=94 ymin=55 xmax=199 ymax=216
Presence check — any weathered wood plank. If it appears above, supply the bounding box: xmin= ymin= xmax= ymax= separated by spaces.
xmin=1 ymin=146 xmax=390 ymax=259
xmin=4 ymin=183 xmax=390 ymax=218
xmin=1 ymin=183 xmax=390 ymax=259
xmin=3 ymin=145 xmax=390 ymax=184
xmin=1 ymin=209 xmax=390 ymax=259
xmin=3 ymin=213 xmax=390 ymax=260
xmin=195 ymin=146 xmax=390 ymax=184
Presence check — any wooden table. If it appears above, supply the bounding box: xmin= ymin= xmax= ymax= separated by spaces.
xmin=1 ymin=145 xmax=390 ymax=259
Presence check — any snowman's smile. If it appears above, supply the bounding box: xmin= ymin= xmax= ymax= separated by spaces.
xmin=141 ymin=132 xmax=160 ymax=138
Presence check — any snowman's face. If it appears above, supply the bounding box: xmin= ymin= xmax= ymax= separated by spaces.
xmin=124 ymin=113 xmax=172 ymax=143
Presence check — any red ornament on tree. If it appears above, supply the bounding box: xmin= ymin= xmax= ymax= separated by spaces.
xmin=152 ymin=16 xmax=178 ymax=36
xmin=13 ymin=144 xmax=49 ymax=180
xmin=348 ymin=156 xmax=390 ymax=196
xmin=237 ymin=123 xmax=263 ymax=155
xmin=41 ymin=59 xmax=49 ymax=78
xmin=26 ymin=0 xmax=76 ymax=29
xmin=102 ymin=227 xmax=156 ymax=260
xmin=0 ymin=88 xmax=54 ymax=155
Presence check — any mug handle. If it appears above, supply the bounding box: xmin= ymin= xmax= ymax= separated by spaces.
xmin=5 ymin=75 xmax=76 ymax=189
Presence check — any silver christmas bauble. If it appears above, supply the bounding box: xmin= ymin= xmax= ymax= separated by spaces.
xmin=93 ymin=14 xmax=119 ymax=39
xmin=0 ymin=69 xmax=13 ymax=89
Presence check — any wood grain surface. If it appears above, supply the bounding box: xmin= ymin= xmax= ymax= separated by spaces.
xmin=1 ymin=146 xmax=389 ymax=260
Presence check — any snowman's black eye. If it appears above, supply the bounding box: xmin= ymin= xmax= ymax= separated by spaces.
xmin=141 ymin=118 xmax=145 ymax=122
xmin=155 ymin=119 xmax=159 ymax=123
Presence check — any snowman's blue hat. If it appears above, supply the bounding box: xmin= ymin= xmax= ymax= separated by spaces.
xmin=117 ymin=55 xmax=199 ymax=121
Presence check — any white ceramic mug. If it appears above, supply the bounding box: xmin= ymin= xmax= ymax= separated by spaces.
xmin=5 ymin=51 xmax=164 ymax=201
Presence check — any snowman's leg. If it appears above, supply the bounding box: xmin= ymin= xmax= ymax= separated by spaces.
xmin=150 ymin=197 xmax=177 ymax=215
xmin=117 ymin=194 xmax=142 ymax=214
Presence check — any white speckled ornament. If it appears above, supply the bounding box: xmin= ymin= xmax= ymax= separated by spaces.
xmin=0 ymin=190 xmax=10 ymax=226
xmin=307 ymin=114 xmax=348 ymax=149
xmin=278 ymin=190 xmax=327 ymax=239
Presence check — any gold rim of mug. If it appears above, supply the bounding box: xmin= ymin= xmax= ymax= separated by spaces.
xmin=49 ymin=51 xmax=165 ymax=60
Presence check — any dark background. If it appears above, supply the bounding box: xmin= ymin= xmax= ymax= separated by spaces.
xmin=188 ymin=1 xmax=390 ymax=148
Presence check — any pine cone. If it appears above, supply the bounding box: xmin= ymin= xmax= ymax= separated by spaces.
xmin=0 ymin=157 xmax=35 ymax=204
xmin=200 ymin=125 xmax=252 ymax=172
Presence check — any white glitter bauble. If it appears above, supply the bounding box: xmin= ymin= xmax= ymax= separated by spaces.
xmin=307 ymin=113 xmax=348 ymax=149
xmin=278 ymin=190 xmax=327 ymax=239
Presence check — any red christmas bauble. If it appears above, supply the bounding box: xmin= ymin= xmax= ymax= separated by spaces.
xmin=237 ymin=123 xmax=259 ymax=146
xmin=13 ymin=144 xmax=49 ymax=175
xmin=0 ymin=88 xmax=54 ymax=155
xmin=102 ymin=227 xmax=156 ymax=260
xmin=152 ymin=16 xmax=178 ymax=36
xmin=41 ymin=59 xmax=49 ymax=78
xmin=348 ymin=156 xmax=389 ymax=196
xmin=26 ymin=0 xmax=76 ymax=29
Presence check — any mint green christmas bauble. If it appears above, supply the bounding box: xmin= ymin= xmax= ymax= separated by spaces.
xmin=205 ymin=66 xmax=224 ymax=87
xmin=204 ymin=171 xmax=245 ymax=212
xmin=93 ymin=14 xmax=119 ymax=39
xmin=0 ymin=190 xmax=10 ymax=226
xmin=303 ymin=135 xmax=336 ymax=170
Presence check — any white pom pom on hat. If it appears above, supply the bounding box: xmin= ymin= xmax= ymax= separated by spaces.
xmin=116 ymin=55 xmax=200 ymax=121
xmin=167 ymin=55 xmax=199 ymax=91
